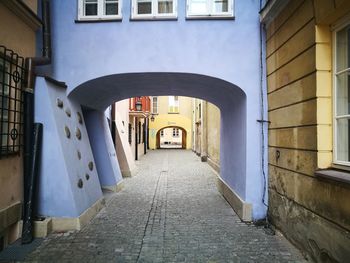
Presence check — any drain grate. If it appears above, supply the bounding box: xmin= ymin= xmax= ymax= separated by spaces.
xmin=0 ymin=238 xmax=43 ymax=262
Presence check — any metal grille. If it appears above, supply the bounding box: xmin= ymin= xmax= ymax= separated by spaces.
xmin=0 ymin=46 xmax=25 ymax=158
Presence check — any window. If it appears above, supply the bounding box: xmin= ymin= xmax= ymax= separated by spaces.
xmin=160 ymin=130 xmax=164 ymax=137
xmin=172 ymin=128 xmax=179 ymax=137
xmin=334 ymin=22 xmax=350 ymax=165
xmin=0 ymin=60 xmax=10 ymax=154
xmin=186 ymin=0 xmax=234 ymax=18
xmin=78 ymin=0 xmax=122 ymax=20
xmin=198 ymin=103 xmax=201 ymax=119
xmin=169 ymin=96 xmax=179 ymax=113
xmin=152 ymin=96 xmax=158 ymax=114
xmin=132 ymin=0 xmax=177 ymax=19
xmin=0 ymin=46 xmax=24 ymax=157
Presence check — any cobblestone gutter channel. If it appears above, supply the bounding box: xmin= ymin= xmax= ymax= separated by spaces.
xmin=20 ymin=150 xmax=305 ymax=263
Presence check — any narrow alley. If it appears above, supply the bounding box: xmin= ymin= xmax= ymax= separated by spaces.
xmin=22 ymin=150 xmax=304 ymax=262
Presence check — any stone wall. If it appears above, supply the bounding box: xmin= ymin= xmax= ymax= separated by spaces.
xmin=266 ymin=0 xmax=350 ymax=261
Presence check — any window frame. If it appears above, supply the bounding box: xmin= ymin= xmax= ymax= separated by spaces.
xmin=131 ymin=0 xmax=178 ymax=20
xmin=0 ymin=60 xmax=10 ymax=154
xmin=172 ymin=128 xmax=179 ymax=137
xmin=78 ymin=0 xmax=122 ymax=21
xmin=168 ymin=96 xmax=179 ymax=113
xmin=333 ymin=19 xmax=350 ymax=166
xmin=186 ymin=0 xmax=234 ymax=19
xmin=152 ymin=96 xmax=158 ymax=114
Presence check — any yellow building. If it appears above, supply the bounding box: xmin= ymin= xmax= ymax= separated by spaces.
xmin=192 ymin=99 xmax=221 ymax=172
xmin=261 ymin=0 xmax=350 ymax=261
xmin=149 ymin=96 xmax=192 ymax=150
xmin=0 ymin=0 xmax=41 ymax=250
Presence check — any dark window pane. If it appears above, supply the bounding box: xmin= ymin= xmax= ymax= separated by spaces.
xmin=106 ymin=3 xmax=118 ymax=15
xmin=138 ymin=2 xmax=152 ymax=14
xmin=85 ymin=3 xmax=98 ymax=16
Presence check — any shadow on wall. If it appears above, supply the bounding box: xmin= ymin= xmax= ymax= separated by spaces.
xmin=70 ymin=72 xmax=250 ymax=219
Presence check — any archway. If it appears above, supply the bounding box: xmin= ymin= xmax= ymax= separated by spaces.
xmin=35 ymin=72 xmax=264 ymax=223
xmin=69 ymin=73 xmax=250 ymax=218
xmin=156 ymin=126 xmax=187 ymax=149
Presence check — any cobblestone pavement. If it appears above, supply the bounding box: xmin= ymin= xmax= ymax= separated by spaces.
xmin=24 ymin=150 xmax=306 ymax=263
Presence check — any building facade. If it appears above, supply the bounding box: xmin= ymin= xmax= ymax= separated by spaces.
xmin=0 ymin=0 xmax=270 ymax=241
xmin=192 ymin=98 xmax=221 ymax=172
xmin=0 ymin=0 xmax=41 ymax=250
xmin=261 ymin=0 xmax=350 ymax=261
xmin=112 ymin=96 xmax=150 ymax=177
xmin=149 ymin=96 xmax=192 ymax=150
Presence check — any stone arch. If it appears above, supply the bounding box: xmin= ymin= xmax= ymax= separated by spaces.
xmin=70 ymin=72 xmax=251 ymax=219
xmin=156 ymin=126 xmax=187 ymax=149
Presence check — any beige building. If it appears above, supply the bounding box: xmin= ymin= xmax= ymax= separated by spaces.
xmin=192 ymin=99 xmax=221 ymax=172
xmin=149 ymin=96 xmax=192 ymax=150
xmin=113 ymin=97 xmax=150 ymax=177
xmin=261 ymin=0 xmax=350 ymax=261
xmin=0 ymin=0 xmax=41 ymax=250
xmin=159 ymin=127 xmax=183 ymax=148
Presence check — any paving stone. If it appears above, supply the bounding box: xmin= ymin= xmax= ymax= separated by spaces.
xmin=23 ymin=150 xmax=305 ymax=263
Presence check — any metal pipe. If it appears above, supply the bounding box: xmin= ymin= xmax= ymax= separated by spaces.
xmin=22 ymin=0 xmax=52 ymax=244
xmin=22 ymin=123 xmax=43 ymax=244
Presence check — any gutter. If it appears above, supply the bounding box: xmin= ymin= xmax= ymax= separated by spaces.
xmin=259 ymin=0 xmax=290 ymax=26
xmin=22 ymin=0 xmax=52 ymax=244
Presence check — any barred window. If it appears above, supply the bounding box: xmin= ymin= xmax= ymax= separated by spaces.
xmin=0 ymin=46 xmax=24 ymax=158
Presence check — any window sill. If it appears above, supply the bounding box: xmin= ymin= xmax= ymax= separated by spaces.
xmin=130 ymin=17 xmax=178 ymax=22
xmin=186 ymin=15 xmax=235 ymax=20
xmin=75 ymin=18 xmax=122 ymax=23
xmin=168 ymin=112 xmax=179 ymax=114
xmin=315 ymin=169 xmax=350 ymax=185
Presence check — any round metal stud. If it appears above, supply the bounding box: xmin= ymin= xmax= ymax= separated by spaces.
xmin=77 ymin=179 xmax=83 ymax=188
xmin=77 ymin=112 xmax=83 ymax=125
xmin=77 ymin=150 xmax=81 ymax=160
xmin=56 ymin=98 xmax=63 ymax=108
xmin=88 ymin=161 xmax=94 ymax=171
xmin=64 ymin=126 xmax=71 ymax=138
xmin=65 ymin=107 xmax=71 ymax=117
xmin=85 ymin=174 xmax=90 ymax=181
xmin=75 ymin=127 xmax=81 ymax=140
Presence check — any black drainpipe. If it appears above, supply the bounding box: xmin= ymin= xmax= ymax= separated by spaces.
xmin=22 ymin=0 xmax=52 ymax=244
xmin=135 ymin=118 xmax=138 ymax=161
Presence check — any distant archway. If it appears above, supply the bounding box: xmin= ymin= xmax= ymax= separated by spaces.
xmin=156 ymin=126 xmax=187 ymax=149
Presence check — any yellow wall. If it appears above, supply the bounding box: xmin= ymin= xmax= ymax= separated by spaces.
xmin=206 ymin=103 xmax=220 ymax=169
xmin=149 ymin=114 xmax=192 ymax=149
xmin=0 ymin=0 xmax=39 ymax=248
xmin=265 ymin=0 xmax=350 ymax=261
xmin=149 ymin=96 xmax=192 ymax=150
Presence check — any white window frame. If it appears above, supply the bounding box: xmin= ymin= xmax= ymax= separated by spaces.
xmin=152 ymin=96 xmax=158 ymax=114
xmin=333 ymin=18 xmax=350 ymax=166
xmin=186 ymin=0 xmax=234 ymax=19
xmin=131 ymin=0 xmax=177 ymax=20
xmin=168 ymin=96 xmax=179 ymax=113
xmin=78 ymin=0 xmax=122 ymax=21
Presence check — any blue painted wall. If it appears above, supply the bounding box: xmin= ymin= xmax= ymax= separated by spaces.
xmin=35 ymin=77 xmax=103 ymax=217
xmin=44 ymin=0 xmax=267 ymax=219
